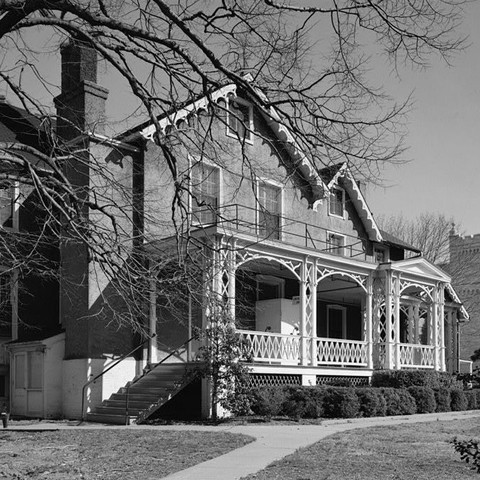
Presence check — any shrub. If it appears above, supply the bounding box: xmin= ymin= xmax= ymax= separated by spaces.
xmin=435 ymin=387 xmax=452 ymax=412
xmin=356 ymin=388 xmax=387 ymax=417
xmin=407 ymin=386 xmax=436 ymax=414
xmin=450 ymin=388 xmax=468 ymax=412
xmin=380 ymin=388 xmax=416 ymax=416
xmin=249 ymin=387 xmax=288 ymax=417
xmin=464 ymin=391 xmax=478 ymax=410
xmin=281 ymin=386 xmax=324 ymax=419
xmin=452 ymin=438 xmax=480 ymax=473
xmin=322 ymin=387 xmax=360 ymax=419
xmin=372 ymin=370 xmax=460 ymax=389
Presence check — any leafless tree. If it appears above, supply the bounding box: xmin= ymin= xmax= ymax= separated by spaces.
xmin=376 ymin=212 xmax=455 ymax=264
xmin=0 ymin=0 xmax=469 ymax=332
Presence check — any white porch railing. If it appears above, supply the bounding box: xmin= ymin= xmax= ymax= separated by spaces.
xmin=238 ymin=330 xmax=368 ymax=367
xmin=239 ymin=330 xmax=300 ymax=364
xmin=315 ymin=338 xmax=368 ymax=366
xmin=399 ymin=343 xmax=435 ymax=369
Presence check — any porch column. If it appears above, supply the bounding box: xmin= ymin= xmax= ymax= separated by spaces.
xmin=393 ymin=274 xmax=401 ymax=369
xmin=227 ymin=241 xmax=236 ymax=319
xmin=365 ymin=276 xmax=373 ymax=370
xmin=300 ymin=262 xmax=308 ymax=366
xmin=439 ymin=285 xmax=446 ymax=371
xmin=444 ymin=310 xmax=452 ymax=373
xmin=432 ymin=287 xmax=439 ymax=371
xmin=309 ymin=259 xmax=318 ymax=366
xmin=384 ymin=270 xmax=394 ymax=369
xmin=148 ymin=277 xmax=158 ymax=364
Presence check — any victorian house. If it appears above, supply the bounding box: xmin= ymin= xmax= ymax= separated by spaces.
xmin=2 ymin=41 xmax=469 ymax=422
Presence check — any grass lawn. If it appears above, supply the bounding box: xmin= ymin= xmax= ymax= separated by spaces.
xmin=0 ymin=429 xmax=253 ymax=479
xmin=241 ymin=417 xmax=480 ymax=480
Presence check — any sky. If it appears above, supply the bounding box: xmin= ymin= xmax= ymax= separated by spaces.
xmin=366 ymin=1 xmax=480 ymax=236
xmin=2 ymin=2 xmax=479 ymax=235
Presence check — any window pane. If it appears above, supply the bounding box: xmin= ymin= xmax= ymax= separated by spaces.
xmin=0 ymin=184 xmax=14 ymax=228
xmin=258 ymin=183 xmax=280 ymax=239
xmin=191 ymin=163 xmax=219 ymax=224
xmin=329 ymin=188 xmax=344 ymax=217
xmin=229 ymin=100 xmax=251 ymax=140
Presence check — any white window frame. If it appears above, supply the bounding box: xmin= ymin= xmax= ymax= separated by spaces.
xmin=189 ymin=157 xmax=222 ymax=226
xmin=227 ymin=97 xmax=254 ymax=144
xmin=374 ymin=246 xmax=389 ymax=263
xmin=0 ymin=181 xmax=19 ymax=231
xmin=327 ymin=305 xmax=347 ymax=339
xmin=328 ymin=187 xmax=345 ymax=219
xmin=256 ymin=179 xmax=283 ymax=241
xmin=326 ymin=231 xmax=346 ymax=256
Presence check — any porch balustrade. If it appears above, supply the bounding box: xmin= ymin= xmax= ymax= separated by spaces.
xmin=399 ymin=343 xmax=435 ymax=369
xmin=238 ymin=330 xmax=368 ymax=367
xmin=239 ymin=330 xmax=300 ymax=364
xmin=315 ymin=338 xmax=368 ymax=366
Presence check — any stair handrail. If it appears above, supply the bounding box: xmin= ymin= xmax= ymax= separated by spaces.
xmin=79 ymin=334 xmax=155 ymax=423
xmin=125 ymin=335 xmax=197 ymax=424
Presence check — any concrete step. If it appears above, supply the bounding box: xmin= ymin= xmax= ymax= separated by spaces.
xmin=95 ymin=405 xmax=145 ymax=416
xmin=110 ymin=392 xmax=165 ymax=402
xmin=86 ymin=412 xmax=136 ymax=425
xmin=102 ymin=399 xmax=158 ymax=409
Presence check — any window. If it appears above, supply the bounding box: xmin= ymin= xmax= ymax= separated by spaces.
xmin=327 ymin=232 xmax=345 ymax=256
xmin=327 ymin=305 xmax=347 ymax=339
xmin=374 ymin=247 xmax=388 ymax=263
xmin=191 ymin=162 xmax=220 ymax=225
xmin=228 ymin=99 xmax=253 ymax=142
xmin=0 ymin=274 xmax=11 ymax=337
xmin=257 ymin=182 xmax=281 ymax=240
xmin=329 ymin=187 xmax=344 ymax=218
xmin=0 ymin=182 xmax=16 ymax=229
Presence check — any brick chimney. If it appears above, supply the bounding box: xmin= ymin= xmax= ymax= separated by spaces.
xmin=54 ymin=38 xmax=109 ymax=140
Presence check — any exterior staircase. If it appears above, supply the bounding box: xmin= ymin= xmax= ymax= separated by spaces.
xmin=86 ymin=363 xmax=193 ymax=425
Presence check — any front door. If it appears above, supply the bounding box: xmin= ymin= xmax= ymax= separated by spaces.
xmin=11 ymin=350 xmax=43 ymax=417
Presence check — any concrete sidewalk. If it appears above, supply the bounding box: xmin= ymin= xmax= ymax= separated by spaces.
xmin=159 ymin=410 xmax=480 ymax=480
xmin=5 ymin=410 xmax=480 ymax=480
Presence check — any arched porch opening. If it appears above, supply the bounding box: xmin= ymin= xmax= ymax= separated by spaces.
xmin=398 ymin=286 xmax=433 ymax=347
xmin=235 ymin=257 xmax=301 ymax=335
xmin=316 ymin=274 xmax=366 ymax=342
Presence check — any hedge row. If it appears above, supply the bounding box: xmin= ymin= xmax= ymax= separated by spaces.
xmin=249 ymin=385 xmax=480 ymax=419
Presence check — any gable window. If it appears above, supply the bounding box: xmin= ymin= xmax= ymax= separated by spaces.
xmin=228 ymin=98 xmax=253 ymax=142
xmin=374 ymin=247 xmax=388 ymax=263
xmin=257 ymin=182 xmax=281 ymax=240
xmin=327 ymin=305 xmax=347 ymax=339
xmin=191 ymin=162 xmax=220 ymax=225
xmin=327 ymin=232 xmax=345 ymax=256
xmin=0 ymin=182 xmax=17 ymax=230
xmin=329 ymin=187 xmax=344 ymax=218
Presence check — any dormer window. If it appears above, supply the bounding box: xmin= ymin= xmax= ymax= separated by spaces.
xmin=227 ymin=98 xmax=253 ymax=142
xmin=329 ymin=187 xmax=344 ymax=218
xmin=191 ymin=161 xmax=220 ymax=225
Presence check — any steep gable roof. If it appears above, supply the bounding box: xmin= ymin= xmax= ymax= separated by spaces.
xmin=319 ymin=162 xmax=383 ymax=243
xmin=0 ymin=99 xmax=52 ymax=169
xmin=121 ymin=80 xmax=327 ymax=207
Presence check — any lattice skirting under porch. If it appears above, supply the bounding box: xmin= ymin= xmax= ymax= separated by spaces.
xmin=246 ymin=374 xmax=302 ymax=388
xmin=316 ymin=375 xmax=369 ymax=387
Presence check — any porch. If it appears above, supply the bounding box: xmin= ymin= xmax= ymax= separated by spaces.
xmin=238 ymin=330 xmax=436 ymax=370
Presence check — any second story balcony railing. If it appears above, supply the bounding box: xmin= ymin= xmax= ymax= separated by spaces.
xmin=192 ymin=203 xmax=373 ymax=262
